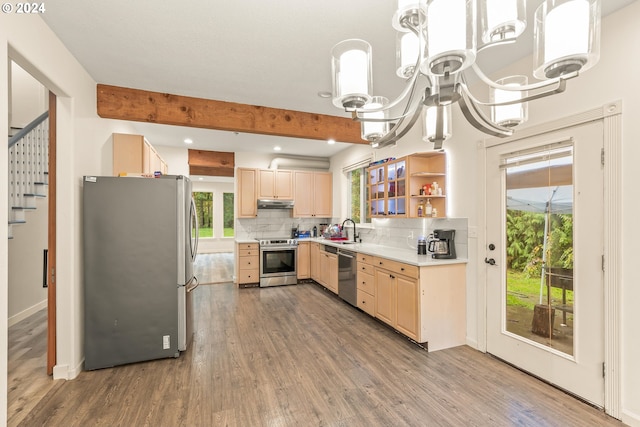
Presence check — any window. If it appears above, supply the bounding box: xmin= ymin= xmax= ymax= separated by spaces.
xmin=347 ymin=167 xmax=371 ymax=224
xmin=193 ymin=192 xmax=213 ymax=237
xmin=223 ymin=192 xmax=234 ymax=237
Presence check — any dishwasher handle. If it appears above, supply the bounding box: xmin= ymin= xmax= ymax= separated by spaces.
xmin=338 ymin=249 xmax=355 ymax=258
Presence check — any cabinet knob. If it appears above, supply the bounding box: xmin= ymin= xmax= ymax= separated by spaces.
xmin=390 ymin=274 xmax=395 ymax=279
xmin=401 ymin=267 xmax=405 ymax=271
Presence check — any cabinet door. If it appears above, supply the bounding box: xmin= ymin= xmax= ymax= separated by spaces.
xmin=275 ymin=170 xmax=293 ymax=199
xmin=293 ymin=171 xmax=314 ymax=217
xmin=297 ymin=242 xmax=310 ymax=279
xmin=112 ymin=133 xmax=144 ymax=176
xmin=395 ymin=275 xmax=418 ymax=340
xmin=258 ymin=169 xmax=276 ymax=199
xmin=237 ymin=168 xmax=257 ymax=218
xmin=310 ymin=243 xmax=320 ymax=280
xmin=318 ymin=251 xmax=330 ymax=287
xmin=375 ymin=270 xmax=395 ymax=326
xmin=313 ymin=172 xmax=333 ymax=217
xmin=327 ymin=253 xmax=338 ymax=293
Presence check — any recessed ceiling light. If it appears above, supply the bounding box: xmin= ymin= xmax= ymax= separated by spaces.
xmin=274 ymin=146 xmax=282 ymax=151
xmin=184 ymin=138 xmax=193 ymax=144
xmin=317 ymin=91 xmax=332 ymax=98
xmin=327 ymin=139 xmax=336 ymax=145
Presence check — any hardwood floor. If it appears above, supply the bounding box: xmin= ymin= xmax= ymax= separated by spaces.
xmin=9 ymin=254 xmax=624 ymax=426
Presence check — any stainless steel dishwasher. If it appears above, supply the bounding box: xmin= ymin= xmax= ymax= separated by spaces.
xmin=337 ymin=248 xmax=357 ymax=306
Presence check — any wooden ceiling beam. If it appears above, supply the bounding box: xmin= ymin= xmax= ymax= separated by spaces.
xmin=97 ymin=84 xmax=365 ymax=144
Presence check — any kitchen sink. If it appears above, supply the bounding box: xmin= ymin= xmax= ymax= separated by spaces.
xmin=332 ymin=240 xmax=356 ymax=245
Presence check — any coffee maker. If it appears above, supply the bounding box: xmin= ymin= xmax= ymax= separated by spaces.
xmin=427 ymin=229 xmax=456 ymax=259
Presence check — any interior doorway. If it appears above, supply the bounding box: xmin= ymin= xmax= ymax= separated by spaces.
xmin=6 ymin=60 xmax=56 ymax=378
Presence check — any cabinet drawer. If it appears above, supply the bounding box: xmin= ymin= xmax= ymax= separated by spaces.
xmin=357 ymin=271 xmax=375 ymax=295
xmin=239 ymin=249 xmax=258 ymax=257
xmin=238 ymin=243 xmax=258 ymax=251
xmin=373 ymin=257 xmax=418 ymax=279
xmin=358 ymin=290 xmax=375 ymax=316
xmin=238 ymin=268 xmax=260 ymax=284
xmin=238 ymin=256 xmax=258 ymax=270
xmin=357 ymin=262 xmax=374 ymax=276
xmin=357 ymin=253 xmax=374 ymax=265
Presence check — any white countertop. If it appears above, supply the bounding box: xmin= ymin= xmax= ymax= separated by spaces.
xmin=297 ymin=238 xmax=467 ymax=267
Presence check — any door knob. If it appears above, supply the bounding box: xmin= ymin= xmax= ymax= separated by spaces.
xmin=485 ymin=258 xmax=496 ymax=266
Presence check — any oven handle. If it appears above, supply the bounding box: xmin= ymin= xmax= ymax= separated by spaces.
xmin=260 ymin=246 xmax=298 ymax=251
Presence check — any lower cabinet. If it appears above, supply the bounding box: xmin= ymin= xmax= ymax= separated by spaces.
xmin=310 ymin=242 xmax=320 ymax=281
xmin=309 ymin=244 xmax=466 ymax=351
xmin=297 ymin=241 xmax=310 ymax=279
xmin=356 ymin=254 xmax=375 ymax=316
xmin=236 ymin=242 xmax=259 ymax=286
xmin=374 ymin=262 xmax=419 ymax=341
xmin=318 ymin=250 xmax=338 ymax=294
xmin=371 ymin=256 xmax=465 ymax=349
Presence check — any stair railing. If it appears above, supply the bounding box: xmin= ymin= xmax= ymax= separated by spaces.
xmin=7 ymin=111 xmax=49 ymax=236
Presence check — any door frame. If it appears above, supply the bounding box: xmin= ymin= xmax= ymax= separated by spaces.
xmin=47 ymin=91 xmax=56 ymax=375
xmin=477 ymin=101 xmax=622 ymax=418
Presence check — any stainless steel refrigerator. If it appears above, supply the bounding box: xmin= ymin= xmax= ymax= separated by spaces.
xmin=82 ymin=175 xmax=198 ymax=370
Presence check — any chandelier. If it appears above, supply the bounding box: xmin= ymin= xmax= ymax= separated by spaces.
xmin=330 ymin=0 xmax=601 ymax=149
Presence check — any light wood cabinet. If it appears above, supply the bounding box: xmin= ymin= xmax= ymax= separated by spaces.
xmin=112 ymin=133 xmax=168 ymax=176
xmin=371 ymin=255 xmax=461 ymax=347
xmin=367 ymin=152 xmax=447 ymax=218
xmin=357 ymin=253 xmax=375 ymax=316
xmin=237 ymin=168 xmax=258 ymax=218
xmin=293 ymin=171 xmax=332 ymax=218
xmin=310 ymin=242 xmax=320 ymax=281
xmin=318 ymin=249 xmax=338 ymax=294
xmin=236 ymin=242 xmax=259 ymax=286
xmin=374 ymin=269 xmax=395 ymax=326
xmin=297 ymin=241 xmax=310 ymax=279
xmin=258 ymin=169 xmax=293 ymax=199
xmin=395 ymin=275 xmax=419 ymax=340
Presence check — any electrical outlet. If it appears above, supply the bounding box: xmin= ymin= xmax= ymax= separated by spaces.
xmin=163 ymin=335 xmax=170 ymax=349
xmin=408 ymin=231 xmax=414 ymax=239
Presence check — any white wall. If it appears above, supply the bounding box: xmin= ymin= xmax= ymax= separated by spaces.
xmin=9 ymin=60 xmax=47 ymax=129
xmin=8 ymin=197 xmax=48 ymax=324
xmin=329 ymin=3 xmax=640 ymax=424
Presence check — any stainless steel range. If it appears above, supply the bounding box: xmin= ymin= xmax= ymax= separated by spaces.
xmin=258 ymin=238 xmax=298 ymax=287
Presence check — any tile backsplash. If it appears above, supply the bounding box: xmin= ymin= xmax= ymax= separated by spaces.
xmin=237 ymin=211 xmax=468 ymax=259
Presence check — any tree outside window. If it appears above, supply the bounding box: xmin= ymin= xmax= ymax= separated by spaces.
xmin=349 ymin=168 xmax=371 ymax=224
xmin=223 ymin=192 xmax=234 ymax=237
xmin=193 ymin=192 xmax=213 ymax=237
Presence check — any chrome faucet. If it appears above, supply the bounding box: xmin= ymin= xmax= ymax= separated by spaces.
xmin=341 ymin=218 xmax=357 ymax=242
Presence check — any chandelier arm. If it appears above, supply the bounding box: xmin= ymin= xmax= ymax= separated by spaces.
xmin=369 ymin=104 xmax=425 ymax=147
xmin=469 ymin=63 xmax=578 ymax=92
xmin=457 ymin=85 xmax=514 ymax=138
xmin=461 ymin=75 xmax=568 ymax=107
xmin=476 ymin=37 xmax=517 ymax=54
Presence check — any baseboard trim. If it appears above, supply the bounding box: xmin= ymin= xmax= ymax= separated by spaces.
xmin=52 ymin=359 xmax=83 ymax=381
xmin=8 ymin=299 xmax=47 ymax=327
xmin=622 ymin=409 xmax=640 ymax=427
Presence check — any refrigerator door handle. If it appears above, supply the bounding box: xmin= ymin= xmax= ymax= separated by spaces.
xmin=190 ymin=197 xmax=199 ymax=261
xmin=186 ymin=277 xmax=199 ymax=293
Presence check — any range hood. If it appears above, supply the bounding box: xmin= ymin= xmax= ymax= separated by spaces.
xmin=257 ymin=199 xmax=294 ymax=209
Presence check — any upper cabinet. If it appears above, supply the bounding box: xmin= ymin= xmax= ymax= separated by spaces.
xmin=258 ymin=169 xmax=293 ymax=200
xmin=237 ymin=168 xmax=258 ymax=218
xmin=112 ymin=133 xmax=168 ymax=176
xmin=237 ymin=168 xmax=333 ymax=218
xmin=367 ymin=152 xmax=447 ymax=219
xmin=293 ymin=171 xmax=332 ymax=218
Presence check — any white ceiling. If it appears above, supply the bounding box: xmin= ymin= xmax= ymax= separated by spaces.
xmin=40 ymin=0 xmax=637 ymax=158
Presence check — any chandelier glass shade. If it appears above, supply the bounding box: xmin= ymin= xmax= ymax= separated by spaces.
xmin=330 ymin=0 xmax=602 ymax=149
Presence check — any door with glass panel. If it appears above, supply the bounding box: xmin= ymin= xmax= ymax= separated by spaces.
xmin=485 ymin=121 xmax=604 ymax=407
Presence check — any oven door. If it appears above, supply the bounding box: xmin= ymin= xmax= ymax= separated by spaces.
xmin=259 ymin=246 xmax=297 ymax=287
